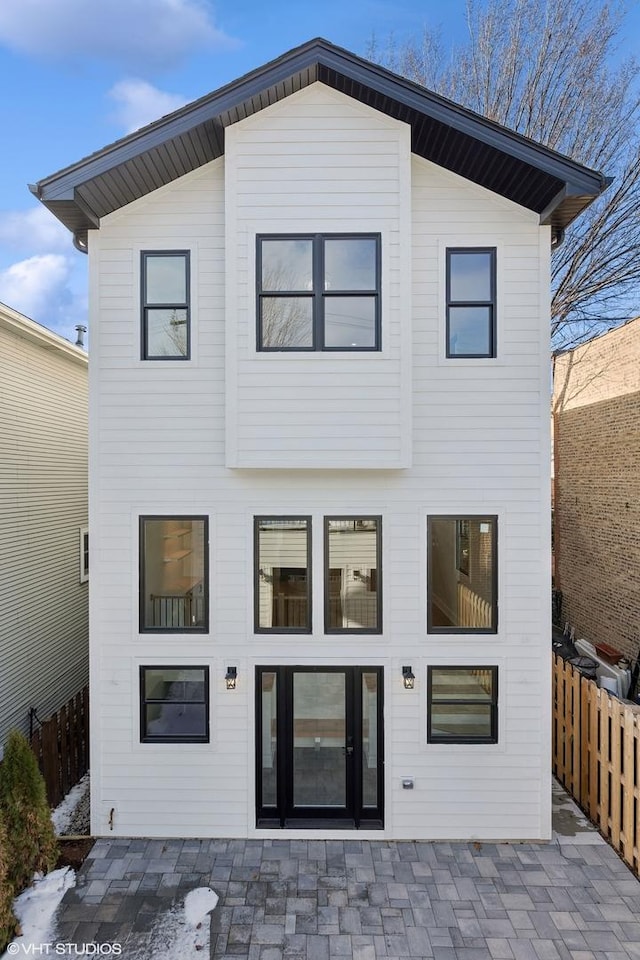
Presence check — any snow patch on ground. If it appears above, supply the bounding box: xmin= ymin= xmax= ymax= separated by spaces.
xmin=138 ymin=887 xmax=219 ymax=958
xmin=1 ymin=868 xmax=76 ymax=959
xmin=51 ymin=773 xmax=89 ymax=834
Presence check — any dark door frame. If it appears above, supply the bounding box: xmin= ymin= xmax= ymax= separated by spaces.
xmin=255 ymin=665 xmax=384 ymax=829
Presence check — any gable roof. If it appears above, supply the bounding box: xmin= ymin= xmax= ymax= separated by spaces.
xmin=31 ymin=37 xmax=610 ymax=250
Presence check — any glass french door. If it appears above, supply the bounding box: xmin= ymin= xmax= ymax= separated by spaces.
xmin=256 ymin=666 xmax=384 ymax=829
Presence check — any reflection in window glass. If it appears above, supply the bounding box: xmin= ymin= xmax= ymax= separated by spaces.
xmin=256 ymin=518 xmax=311 ymax=632
xmin=428 ymin=666 xmax=497 ymax=743
xmin=428 ymin=517 xmax=496 ymax=632
xmin=260 ymin=672 xmax=277 ymax=806
xmin=362 ymin=672 xmax=379 ymax=807
xmin=261 ymin=239 xmax=313 ymax=291
xmin=260 ymin=297 xmax=313 ymax=348
xmin=140 ymin=517 xmax=208 ymax=631
xmin=142 ymin=252 xmax=189 ymax=359
xmin=446 ymin=248 xmax=495 ymax=358
xmin=324 ymin=297 xmax=377 ymax=348
xmin=140 ymin=666 xmax=209 ymax=742
xmin=257 ymin=234 xmax=380 ymax=351
xmin=146 ymin=255 xmax=188 ymax=303
xmin=324 ymin=238 xmax=377 ymax=290
xmin=326 ymin=518 xmax=381 ymax=632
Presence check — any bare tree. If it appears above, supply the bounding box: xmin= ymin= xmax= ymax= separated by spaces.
xmin=367 ymin=0 xmax=640 ymax=348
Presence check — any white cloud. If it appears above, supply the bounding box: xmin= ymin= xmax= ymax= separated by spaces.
xmin=108 ymin=79 xmax=188 ymax=133
xmin=0 ymin=253 xmax=87 ymax=340
xmin=0 ymin=206 xmax=71 ymax=255
xmin=0 ymin=0 xmax=237 ymax=72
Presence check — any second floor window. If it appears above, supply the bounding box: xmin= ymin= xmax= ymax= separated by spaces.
xmin=446 ymin=248 xmax=496 ymax=358
xmin=255 ymin=517 xmax=312 ymax=633
xmin=428 ymin=516 xmax=497 ymax=633
xmin=257 ymin=234 xmax=381 ymax=351
xmin=141 ymin=251 xmax=190 ymax=359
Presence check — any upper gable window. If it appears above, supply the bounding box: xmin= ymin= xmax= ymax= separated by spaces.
xmin=257 ymin=234 xmax=381 ymax=351
xmin=141 ymin=251 xmax=190 ymax=360
xmin=446 ymin=249 xmax=496 ymax=358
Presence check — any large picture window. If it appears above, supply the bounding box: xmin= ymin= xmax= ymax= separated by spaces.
xmin=255 ymin=517 xmax=312 ymax=633
xmin=428 ymin=516 xmax=497 ymax=633
xmin=140 ymin=666 xmax=209 ymax=742
xmin=257 ymin=234 xmax=381 ymax=351
xmin=141 ymin=251 xmax=190 ymax=359
xmin=428 ymin=666 xmax=498 ymax=743
xmin=139 ymin=517 xmax=208 ymax=632
xmin=325 ymin=517 xmax=382 ymax=633
xmin=446 ymin=248 xmax=496 ymax=357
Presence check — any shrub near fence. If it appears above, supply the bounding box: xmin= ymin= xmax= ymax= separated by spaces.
xmin=553 ymin=654 xmax=640 ymax=876
xmin=30 ymin=686 xmax=89 ymax=808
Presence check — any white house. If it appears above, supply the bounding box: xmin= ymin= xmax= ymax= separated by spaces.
xmin=33 ymin=39 xmax=607 ymax=840
xmin=0 ymin=302 xmax=88 ymax=753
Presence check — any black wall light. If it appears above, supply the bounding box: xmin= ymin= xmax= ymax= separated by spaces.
xmin=225 ymin=666 xmax=237 ymax=690
xmin=402 ymin=666 xmax=415 ymax=689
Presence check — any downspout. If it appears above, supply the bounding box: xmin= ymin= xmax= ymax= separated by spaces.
xmin=551 ymin=227 xmax=565 ymax=250
xmin=73 ymin=231 xmax=88 ymax=254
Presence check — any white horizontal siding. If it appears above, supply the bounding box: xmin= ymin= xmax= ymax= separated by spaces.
xmin=0 ymin=322 xmax=88 ymax=746
xmin=90 ymin=84 xmax=551 ymax=840
xmin=225 ymin=83 xmax=412 ymax=469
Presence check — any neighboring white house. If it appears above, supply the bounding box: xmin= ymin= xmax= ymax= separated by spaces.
xmin=33 ymin=39 xmax=608 ymax=840
xmin=0 ymin=302 xmax=88 ymax=754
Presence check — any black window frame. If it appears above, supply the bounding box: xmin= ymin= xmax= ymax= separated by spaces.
xmin=256 ymin=233 xmax=382 ymax=352
xmin=427 ymin=515 xmax=498 ymax=634
xmin=254 ymin=516 xmax=313 ymax=634
xmin=139 ymin=515 xmax=209 ymax=634
xmin=324 ymin=516 xmax=382 ymax=635
xmin=140 ymin=665 xmax=210 ymax=743
xmin=446 ymin=247 xmax=496 ymax=358
xmin=427 ymin=665 xmax=498 ymax=744
xmin=141 ymin=250 xmax=191 ymax=360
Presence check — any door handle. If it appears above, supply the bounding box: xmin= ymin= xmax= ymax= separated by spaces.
xmin=343 ymin=745 xmax=354 ymax=757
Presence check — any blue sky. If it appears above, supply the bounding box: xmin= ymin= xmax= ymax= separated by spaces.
xmin=0 ymin=0 xmax=637 ymax=343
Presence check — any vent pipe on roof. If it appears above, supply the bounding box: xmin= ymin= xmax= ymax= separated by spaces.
xmin=75 ymin=325 xmax=87 ymax=349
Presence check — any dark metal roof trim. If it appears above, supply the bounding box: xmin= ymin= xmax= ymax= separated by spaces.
xmin=33 ymin=37 xmax=609 ymax=237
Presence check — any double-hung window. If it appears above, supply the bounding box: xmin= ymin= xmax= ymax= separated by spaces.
xmin=257 ymin=234 xmax=381 ymax=350
xmin=141 ymin=251 xmax=190 ymax=359
xmin=446 ymin=248 xmax=496 ymax=357
xmin=428 ymin=666 xmax=498 ymax=743
xmin=140 ymin=665 xmax=209 ymax=743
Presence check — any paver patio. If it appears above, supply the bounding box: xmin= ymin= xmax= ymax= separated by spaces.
xmin=53 ymin=785 xmax=640 ymax=959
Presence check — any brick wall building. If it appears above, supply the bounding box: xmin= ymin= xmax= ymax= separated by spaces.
xmin=553 ymin=317 xmax=640 ymax=661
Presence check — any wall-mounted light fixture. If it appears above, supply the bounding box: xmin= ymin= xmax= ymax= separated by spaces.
xmin=225 ymin=666 xmax=237 ymax=690
xmin=402 ymin=666 xmax=415 ymax=690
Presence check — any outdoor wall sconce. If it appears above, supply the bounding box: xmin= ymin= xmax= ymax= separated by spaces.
xmin=225 ymin=666 xmax=237 ymax=690
xmin=402 ymin=666 xmax=415 ymax=690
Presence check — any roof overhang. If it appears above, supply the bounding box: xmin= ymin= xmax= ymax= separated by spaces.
xmin=31 ymin=38 xmax=610 ymax=249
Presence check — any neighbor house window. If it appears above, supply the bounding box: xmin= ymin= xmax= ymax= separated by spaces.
xmin=257 ymin=234 xmax=381 ymax=350
xmin=325 ymin=517 xmax=381 ymax=633
xmin=141 ymin=251 xmax=190 ymax=359
xmin=140 ymin=666 xmax=209 ymax=742
xmin=255 ymin=517 xmax=312 ymax=632
xmin=428 ymin=517 xmax=497 ymax=633
xmin=79 ymin=526 xmax=89 ymax=583
xmin=428 ymin=666 xmax=498 ymax=743
xmin=139 ymin=517 xmax=208 ymax=632
xmin=446 ymin=248 xmax=496 ymax=357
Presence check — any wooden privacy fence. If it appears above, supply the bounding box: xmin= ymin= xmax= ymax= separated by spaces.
xmin=553 ymin=654 xmax=640 ymax=876
xmin=30 ymin=685 xmax=89 ymax=807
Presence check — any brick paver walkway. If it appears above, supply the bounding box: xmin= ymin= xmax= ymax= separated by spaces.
xmin=54 ymin=793 xmax=640 ymax=959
